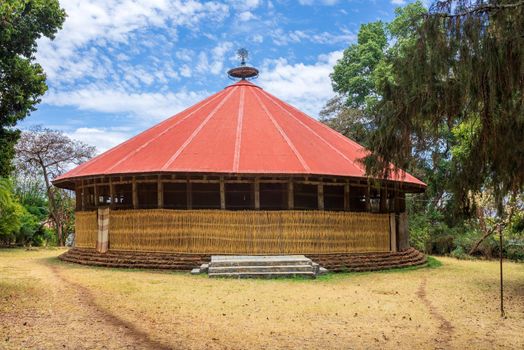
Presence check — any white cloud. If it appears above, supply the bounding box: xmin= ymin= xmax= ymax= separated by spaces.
xmin=180 ymin=64 xmax=192 ymax=78
xmin=196 ymin=41 xmax=234 ymax=75
xmin=227 ymin=0 xmax=261 ymax=11
xmin=68 ymin=127 xmax=133 ymax=154
xmin=258 ymin=50 xmax=343 ymax=118
xmin=36 ymin=0 xmax=230 ymax=84
xmin=391 ymin=0 xmax=407 ymax=5
xmin=44 ymin=86 xmax=210 ymax=121
xmin=271 ymin=29 xmax=355 ymax=46
xmin=298 ymin=0 xmax=339 ymax=5
xmin=252 ymin=34 xmax=264 ymax=43
xmin=239 ymin=11 xmax=256 ymax=21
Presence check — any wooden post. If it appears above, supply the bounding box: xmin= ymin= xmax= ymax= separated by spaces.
xmin=380 ymin=185 xmax=387 ymax=213
xmin=81 ymin=179 xmax=85 ymax=211
xmin=390 ymin=213 xmax=397 ymax=252
xmin=365 ymin=183 xmax=371 ymax=212
xmin=254 ymin=177 xmax=260 ymax=210
xmin=94 ymin=184 xmax=98 ymax=208
xmin=318 ymin=183 xmax=324 ymax=210
xmin=499 ymin=224 xmax=505 ymax=317
xmin=288 ymin=180 xmax=294 ymax=210
xmin=220 ymin=177 xmax=226 ymax=210
xmin=187 ymin=179 xmax=192 ymax=209
xmin=109 ymin=178 xmax=114 ymax=209
xmin=344 ymin=182 xmax=350 ymax=211
xmin=132 ymin=177 xmax=138 ymax=209
xmin=157 ymin=177 xmax=163 ymax=209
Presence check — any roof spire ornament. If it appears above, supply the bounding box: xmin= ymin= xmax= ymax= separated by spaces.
xmin=227 ymin=48 xmax=259 ymax=80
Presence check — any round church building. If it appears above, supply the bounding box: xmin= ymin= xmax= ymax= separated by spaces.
xmin=55 ymin=56 xmax=427 ymax=271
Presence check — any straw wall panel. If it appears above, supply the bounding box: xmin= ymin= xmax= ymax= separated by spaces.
xmin=107 ymin=210 xmax=390 ymax=254
xmin=75 ymin=211 xmax=97 ymax=248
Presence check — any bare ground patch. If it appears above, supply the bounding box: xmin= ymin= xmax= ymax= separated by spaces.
xmin=416 ymin=277 xmax=454 ymax=349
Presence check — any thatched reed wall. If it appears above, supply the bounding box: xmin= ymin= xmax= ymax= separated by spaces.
xmin=75 ymin=211 xmax=97 ymax=248
xmin=75 ymin=210 xmax=391 ymax=254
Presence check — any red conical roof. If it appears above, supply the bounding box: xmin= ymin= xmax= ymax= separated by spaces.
xmin=54 ymin=80 xmax=425 ymax=188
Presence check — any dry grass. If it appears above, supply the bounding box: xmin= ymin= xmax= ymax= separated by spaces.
xmin=1 ymin=249 xmax=523 ymax=349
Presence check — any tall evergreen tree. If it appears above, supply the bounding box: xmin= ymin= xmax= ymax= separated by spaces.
xmin=367 ymin=0 xmax=524 ymax=213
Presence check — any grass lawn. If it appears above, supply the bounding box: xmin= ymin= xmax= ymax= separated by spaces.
xmin=1 ymin=249 xmax=523 ymax=349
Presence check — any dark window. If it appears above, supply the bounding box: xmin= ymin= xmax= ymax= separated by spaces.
xmin=191 ymin=183 xmax=220 ymax=209
xmin=369 ymin=188 xmax=380 ymax=213
xmin=260 ymin=183 xmax=288 ymax=210
xmin=349 ymin=186 xmax=367 ymax=212
xmin=85 ymin=186 xmax=96 ymax=210
xmin=137 ymin=183 xmax=157 ymax=209
xmin=97 ymin=185 xmax=111 ymax=206
xmin=225 ymin=183 xmax=254 ymax=210
xmin=164 ymin=183 xmax=188 ymax=209
xmin=387 ymin=190 xmax=396 ymax=212
xmin=324 ymin=185 xmax=345 ymax=211
xmin=114 ymin=184 xmax=133 ymax=209
xmin=294 ymin=183 xmax=318 ymax=210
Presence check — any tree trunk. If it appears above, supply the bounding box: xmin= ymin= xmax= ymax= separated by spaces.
xmin=57 ymin=224 xmax=64 ymax=246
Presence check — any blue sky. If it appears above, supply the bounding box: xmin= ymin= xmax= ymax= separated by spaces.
xmin=23 ymin=0 xmax=410 ymax=153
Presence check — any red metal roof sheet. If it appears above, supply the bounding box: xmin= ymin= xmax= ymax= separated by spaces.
xmin=54 ymin=80 xmax=426 ymax=187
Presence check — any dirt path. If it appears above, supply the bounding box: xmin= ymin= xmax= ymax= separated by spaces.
xmin=417 ymin=277 xmax=454 ymax=349
xmin=48 ymin=263 xmax=173 ymax=350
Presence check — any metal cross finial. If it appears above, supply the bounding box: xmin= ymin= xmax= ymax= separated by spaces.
xmin=237 ymin=48 xmax=248 ymax=66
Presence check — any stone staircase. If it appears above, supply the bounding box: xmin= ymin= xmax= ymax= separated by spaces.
xmin=192 ymin=255 xmax=327 ymax=278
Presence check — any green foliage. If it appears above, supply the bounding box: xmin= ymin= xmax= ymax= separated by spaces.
xmin=0 ymin=0 xmax=66 ymax=177
xmin=0 ymin=177 xmax=53 ymax=246
xmin=366 ymin=0 xmax=524 ymax=206
xmin=0 ymin=178 xmax=23 ymax=243
xmin=331 ymin=21 xmax=388 ymax=110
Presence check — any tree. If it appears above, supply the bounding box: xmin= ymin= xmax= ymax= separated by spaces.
xmin=0 ymin=178 xmax=24 ymax=244
xmin=0 ymin=0 xmax=66 ymax=177
xmin=15 ymin=127 xmax=95 ymax=246
xmin=364 ymin=0 xmax=524 ymax=316
xmin=367 ymin=0 xmax=523 ymax=207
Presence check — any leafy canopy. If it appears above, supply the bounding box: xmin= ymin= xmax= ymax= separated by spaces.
xmin=366 ymin=0 xmax=524 ymax=209
xmin=0 ymin=0 xmax=66 ymax=177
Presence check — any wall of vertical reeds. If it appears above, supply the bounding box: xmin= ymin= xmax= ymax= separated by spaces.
xmin=75 ymin=209 xmax=391 ymax=254
xmin=75 ymin=211 xmax=97 ymax=248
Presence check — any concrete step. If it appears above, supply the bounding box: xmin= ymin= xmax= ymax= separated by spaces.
xmin=208 ymin=271 xmax=316 ymax=279
xmin=210 ymin=255 xmax=313 ymax=267
xmin=208 ymin=264 xmax=315 ymax=274
xmin=202 ymin=255 xmax=320 ymax=279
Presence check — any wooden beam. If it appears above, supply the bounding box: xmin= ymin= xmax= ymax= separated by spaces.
xmin=254 ymin=177 xmax=260 ymax=210
xmin=318 ymin=183 xmax=324 ymax=210
xmin=132 ymin=177 xmax=138 ymax=209
xmin=390 ymin=213 xmax=397 ymax=252
xmin=109 ymin=178 xmax=114 ymax=209
xmin=380 ymin=185 xmax=387 ymax=213
xmin=288 ymin=180 xmax=294 ymax=210
xmin=365 ymin=183 xmax=371 ymax=212
xmin=81 ymin=179 xmax=85 ymax=211
xmin=187 ymin=178 xmax=192 ymax=209
xmin=94 ymin=184 xmax=98 ymax=208
xmin=157 ymin=176 xmax=163 ymax=209
xmin=220 ymin=177 xmax=226 ymax=210
xmin=344 ymin=182 xmax=350 ymax=211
